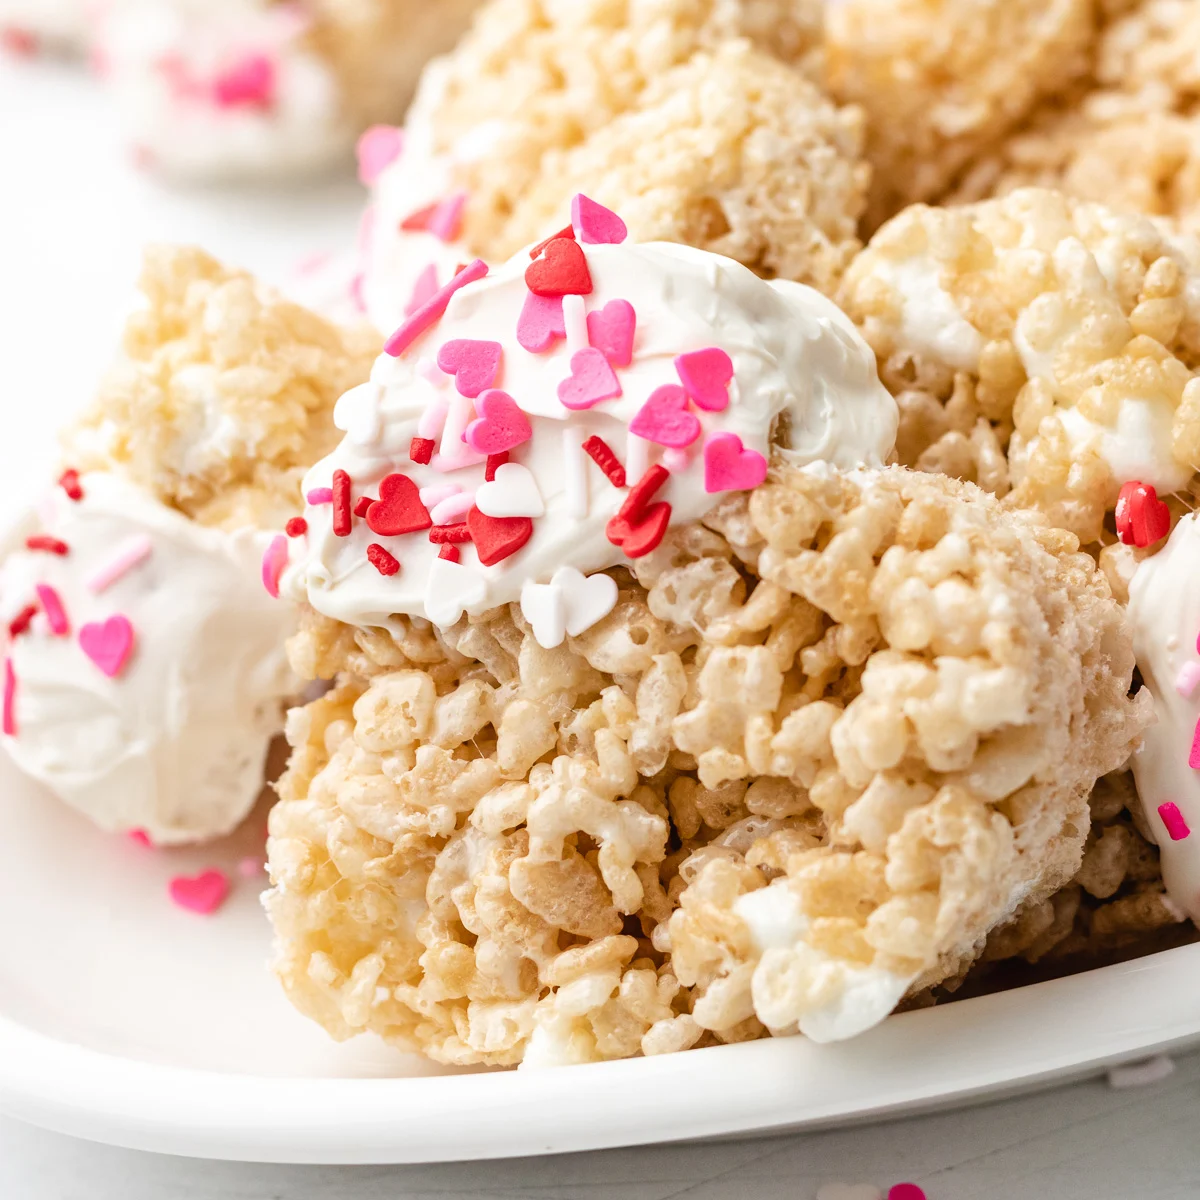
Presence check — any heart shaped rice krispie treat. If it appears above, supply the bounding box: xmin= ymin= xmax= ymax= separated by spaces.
xmin=356 ymin=0 xmax=864 ymax=333
xmin=840 ymin=187 xmax=1200 ymax=554
xmin=263 ymin=207 xmax=1145 ymax=1064
xmin=0 ymin=245 xmax=378 ymax=844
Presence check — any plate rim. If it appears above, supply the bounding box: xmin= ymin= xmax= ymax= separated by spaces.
xmin=3 ymin=942 xmax=1199 ymax=1164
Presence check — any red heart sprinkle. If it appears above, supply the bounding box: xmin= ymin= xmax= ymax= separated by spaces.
xmin=366 ymin=473 xmax=431 ymax=537
xmin=367 ymin=543 xmax=400 ymax=576
xmin=525 ymin=238 xmax=592 ymax=297
xmin=606 ymin=501 xmax=671 ymax=558
xmin=466 ymin=508 xmax=533 ymax=566
xmin=1115 ymin=480 xmax=1170 ymax=547
xmin=529 ymin=224 xmax=576 ymax=259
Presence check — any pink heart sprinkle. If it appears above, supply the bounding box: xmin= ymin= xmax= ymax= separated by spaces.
xmin=1159 ymin=801 xmax=1191 ymax=841
xmin=356 ymin=124 xmax=404 ymax=186
xmin=571 ymin=194 xmax=628 ymax=245
xmin=703 ymin=432 xmax=768 ymax=493
xmin=676 ymin=347 xmax=734 ymax=412
xmin=557 ymin=348 xmax=622 ymax=411
xmin=465 ymin=389 xmax=533 ymax=455
xmin=78 ymin=615 xmax=135 ymax=679
xmin=404 ymin=263 xmax=440 ymax=317
xmin=261 ymin=534 xmax=289 ymax=599
xmin=212 ymin=52 xmax=275 ymax=109
xmin=168 ymin=869 xmax=230 ymax=916
xmin=436 ymin=339 xmax=502 ymax=398
xmin=587 ymin=299 xmax=636 ymax=367
xmin=887 ymin=1186 xmax=927 ymax=1200
xmin=517 ymin=290 xmax=566 ymax=353
xmin=629 ymin=385 xmax=701 ymax=448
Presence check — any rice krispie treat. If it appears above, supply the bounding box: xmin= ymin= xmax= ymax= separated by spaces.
xmin=953 ymin=0 xmax=1200 ymax=233
xmin=825 ymin=0 xmax=1099 ymax=231
xmin=263 ymin=203 xmax=1145 ymax=1064
xmin=840 ymin=187 xmax=1200 ymax=549
xmin=0 ymin=246 xmax=378 ymax=844
xmin=94 ymin=0 xmax=483 ymax=179
xmin=355 ymin=0 xmax=864 ymax=334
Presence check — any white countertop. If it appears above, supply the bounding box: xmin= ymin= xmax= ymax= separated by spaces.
xmin=3 ymin=1051 xmax=1199 ymax=1198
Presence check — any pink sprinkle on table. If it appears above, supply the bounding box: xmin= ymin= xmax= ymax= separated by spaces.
xmin=34 ymin=584 xmax=69 ymax=636
xmin=212 ymin=52 xmax=276 ymax=109
xmin=1159 ymin=801 xmax=1191 ymax=841
xmin=306 ymin=487 xmax=334 ymax=505
xmin=2 ymin=658 xmax=16 ymax=737
xmin=887 ymin=1186 xmax=927 ymax=1200
xmin=168 ymin=869 xmax=230 ymax=916
xmin=384 ymin=260 xmax=488 ymax=357
xmin=85 ymin=534 xmax=153 ymax=594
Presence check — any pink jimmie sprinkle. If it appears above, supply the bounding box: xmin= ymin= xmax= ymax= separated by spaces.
xmin=430 ymin=491 xmax=475 ymax=526
xmin=168 ymin=869 xmax=230 ymax=916
xmin=356 ymin=124 xmax=404 ymax=186
xmin=887 ymin=1187 xmax=927 ymax=1200
xmin=212 ymin=52 xmax=276 ymax=109
xmin=428 ymin=192 xmax=468 ymax=243
xmin=34 ymin=584 xmax=68 ymax=636
xmin=84 ymin=534 xmax=153 ymax=594
xmin=384 ymin=259 xmax=488 ymax=357
xmin=261 ymin=534 xmax=288 ymax=599
xmin=1159 ymin=802 xmax=1191 ymax=841
xmin=419 ymin=483 xmax=460 ymax=509
xmin=306 ymin=487 xmax=334 ymax=505
xmin=2 ymin=658 xmax=15 ymax=737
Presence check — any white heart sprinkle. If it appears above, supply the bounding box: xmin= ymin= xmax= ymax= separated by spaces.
xmin=475 ymin=463 xmax=545 ymax=518
xmin=425 ymin=558 xmax=487 ymax=627
xmin=552 ymin=567 xmax=617 ymax=637
xmin=520 ymin=580 xmax=566 ymax=649
xmin=333 ymin=381 xmax=383 ymax=446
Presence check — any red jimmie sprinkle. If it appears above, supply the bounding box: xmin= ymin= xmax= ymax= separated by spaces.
xmin=366 ymin=544 xmax=400 ymax=577
xmin=619 ymin=464 xmax=669 ymax=522
xmin=484 ymin=452 xmax=509 ymax=482
xmin=332 ymin=470 xmax=352 ymax=536
xmin=58 ymin=469 xmax=84 ymax=501
xmin=438 ymin=544 xmax=461 ymax=562
xmin=353 ymin=496 xmax=373 ymax=519
xmin=528 ymin=224 xmax=576 ymax=260
xmin=582 ymin=435 xmax=626 ymax=488
xmin=25 ymin=536 xmax=68 ymax=556
xmin=285 ymin=517 xmax=308 ymax=537
xmin=410 ymin=436 xmax=435 ymax=465
xmin=429 ymin=523 xmax=471 ymax=544
xmin=7 ymin=604 xmax=37 ymax=639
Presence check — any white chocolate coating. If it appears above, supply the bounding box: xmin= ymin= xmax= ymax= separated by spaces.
xmin=284 ymin=238 xmax=898 ymax=634
xmin=0 ymin=472 xmax=296 ymax=844
xmin=1129 ymin=512 xmax=1200 ymax=923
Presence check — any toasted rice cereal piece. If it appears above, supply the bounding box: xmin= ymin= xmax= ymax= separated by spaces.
xmin=826 ymin=0 xmax=1097 ymax=230
xmin=267 ymin=462 xmax=1145 ymax=1062
xmin=62 ymin=245 xmax=379 ymax=530
xmin=954 ymin=0 xmax=1200 ymax=232
xmin=840 ymin=188 xmax=1200 ymax=545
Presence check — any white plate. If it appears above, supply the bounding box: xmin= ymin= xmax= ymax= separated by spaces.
xmin=4 ymin=49 xmax=1200 ymax=1169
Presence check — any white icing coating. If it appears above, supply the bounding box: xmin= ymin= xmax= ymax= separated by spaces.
xmin=96 ymin=0 xmax=349 ymax=179
xmin=1056 ymin=399 xmax=1192 ymax=494
xmin=733 ymin=884 xmax=914 ymax=1043
xmin=283 ymin=237 xmax=898 ymax=635
xmin=1128 ymin=512 xmax=1200 ymax=922
xmin=0 ymin=472 xmax=296 ymax=844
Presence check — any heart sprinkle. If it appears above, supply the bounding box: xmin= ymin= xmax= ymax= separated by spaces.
xmin=409 ymin=436 xmax=435 ymax=465
xmin=886 ymin=1186 xmax=927 ymax=1200
xmin=582 ymin=435 xmax=627 ymax=488
xmin=570 ymin=194 xmax=628 ymax=246
xmin=606 ymin=501 xmax=671 ymax=558
xmin=332 ymin=469 xmax=353 ymax=536
xmin=476 ymin=463 xmax=545 ymax=519
xmin=467 ymin=508 xmax=534 ymax=566
xmin=168 ymin=869 xmax=230 ymax=916
xmin=34 ymin=584 xmax=68 ymax=636
xmin=629 ymin=384 xmax=701 ymax=448
xmin=676 ymin=347 xmax=734 ymax=412
xmin=558 ymin=347 xmax=622 ymax=410
xmin=424 ymin=556 xmax=488 ymax=625
xmin=261 ymin=535 xmax=288 ymax=599
xmin=620 ymin=464 xmax=670 ymax=522
xmin=703 ymin=433 xmax=768 ymax=493
xmin=2 ymin=658 xmax=16 ymax=737
xmin=437 ymin=338 xmax=503 ymax=398
xmin=529 ymin=225 xmax=576 ymax=259
xmin=79 ymin=615 xmax=135 ymax=679
xmin=525 ymin=238 xmax=592 ymax=298
xmin=1115 ymin=480 xmax=1170 ymax=546
xmin=587 ymin=299 xmax=636 ymax=367
xmin=555 ymin=566 xmax=618 ymax=636
xmin=516 ymin=290 xmax=566 ymax=353
xmin=1158 ymin=801 xmax=1190 ymax=841
xmin=465 ymin=390 xmax=533 ymax=455
xmin=58 ymin=468 xmax=84 ymax=500
xmin=25 ymin=536 xmax=68 ymax=556
xmin=367 ymin=544 xmax=401 ymax=577
xmin=366 ymin=474 xmax=432 ymax=537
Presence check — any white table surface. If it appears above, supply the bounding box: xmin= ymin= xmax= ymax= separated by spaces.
xmin=4 ymin=39 xmax=1200 ymax=1200
xmin=2 ymin=1051 xmax=1198 ymax=1199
